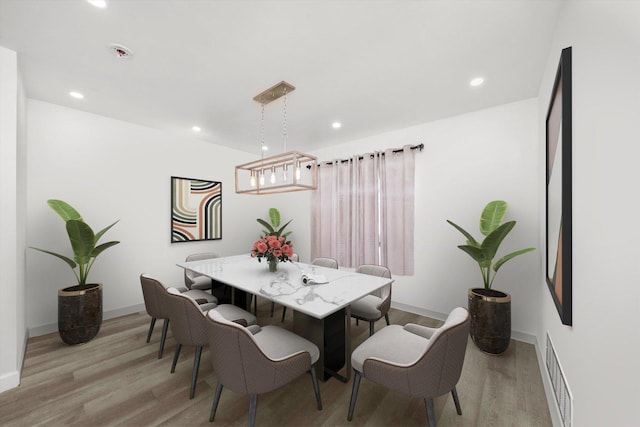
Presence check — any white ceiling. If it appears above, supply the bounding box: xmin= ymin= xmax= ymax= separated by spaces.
xmin=0 ymin=0 xmax=562 ymax=154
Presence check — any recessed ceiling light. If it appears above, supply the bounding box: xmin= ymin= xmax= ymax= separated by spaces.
xmin=192 ymin=126 xmax=201 ymax=132
xmin=108 ymin=43 xmax=134 ymax=59
xmin=69 ymin=91 xmax=84 ymax=99
xmin=87 ymin=0 xmax=107 ymax=8
xmin=262 ymin=145 xmax=269 ymax=151
xmin=332 ymin=122 xmax=342 ymax=129
xmin=470 ymin=77 xmax=484 ymax=87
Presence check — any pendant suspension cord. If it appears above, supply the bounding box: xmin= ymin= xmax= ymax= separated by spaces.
xmin=282 ymin=87 xmax=288 ymax=153
xmin=260 ymin=103 xmax=265 ymax=160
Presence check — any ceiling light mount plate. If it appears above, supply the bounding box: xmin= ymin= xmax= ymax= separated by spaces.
xmin=253 ymin=81 xmax=295 ymax=105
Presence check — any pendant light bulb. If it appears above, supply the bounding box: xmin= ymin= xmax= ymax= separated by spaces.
xmin=259 ymin=169 xmax=265 ymax=186
xmin=295 ymin=160 xmax=301 ymax=180
xmin=270 ymin=166 xmax=276 ymax=184
xmin=282 ymin=163 xmax=288 ymax=181
xmin=249 ymin=171 xmax=257 ymax=188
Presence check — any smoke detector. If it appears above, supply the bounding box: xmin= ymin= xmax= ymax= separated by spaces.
xmin=108 ymin=43 xmax=134 ymax=59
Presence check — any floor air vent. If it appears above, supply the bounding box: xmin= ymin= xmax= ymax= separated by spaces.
xmin=546 ymin=333 xmax=573 ymax=427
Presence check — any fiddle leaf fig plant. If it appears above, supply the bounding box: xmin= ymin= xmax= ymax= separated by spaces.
xmin=447 ymin=200 xmax=535 ymax=289
xmin=30 ymin=199 xmax=120 ymax=287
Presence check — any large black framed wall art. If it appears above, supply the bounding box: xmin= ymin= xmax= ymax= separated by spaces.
xmin=545 ymin=47 xmax=572 ymax=326
xmin=171 ymin=176 xmax=222 ymax=242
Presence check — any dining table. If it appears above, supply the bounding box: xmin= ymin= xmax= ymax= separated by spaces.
xmin=176 ymin=254 xmax=394 ymax=382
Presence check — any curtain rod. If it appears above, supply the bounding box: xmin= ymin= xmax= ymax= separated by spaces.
xmin=312 ymin=143 xmax=424 ymax=167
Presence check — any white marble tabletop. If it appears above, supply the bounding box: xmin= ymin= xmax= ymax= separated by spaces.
xmin=177 ymin=254 xmax=393 ymax=319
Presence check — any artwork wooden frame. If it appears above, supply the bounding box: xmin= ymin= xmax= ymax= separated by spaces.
xmin=545 ymin=47 xmax=572 ymax=326
xmin=171 ymin=176 xmax=222 ymax=242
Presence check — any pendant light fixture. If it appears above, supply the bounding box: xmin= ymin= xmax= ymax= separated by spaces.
xmin=235 ymin=81 xmax=318 ymax=195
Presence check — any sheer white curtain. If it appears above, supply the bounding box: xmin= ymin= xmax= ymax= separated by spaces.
xmin=311 ymin=145 xmax=415 ymax=275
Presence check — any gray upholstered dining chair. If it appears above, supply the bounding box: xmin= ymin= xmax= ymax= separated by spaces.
xmin=206 ymin=308 xmax=323 ymax=427
xmin=165 ymin=287 xmax=257 ymax=399
xmin=347 ymin=307 xmax=471 ymax=426
xmin=185 ymin=252 xmax=233 ymax=304
xmin=278 ymin=257 xmax=338 ymax=322
xmin=140 ymin=273 xmax=217 ymax=359
xmin=184 ymin=252 xmax=220 ymax=291
xmin=351 ymin=264 xmax=392 ymax=336
xmin=311 ymin=257 xmax=338 ymax=269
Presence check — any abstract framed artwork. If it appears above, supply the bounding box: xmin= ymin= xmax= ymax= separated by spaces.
xmin=171 ymin=176 xmax=222 ymax=242
xmin=545 ymin=47 xmax=572 ymax=326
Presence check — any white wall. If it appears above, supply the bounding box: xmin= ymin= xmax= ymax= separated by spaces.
xmin=26 ymin=100 xmax=308 ymax=334
xmin=0 ymin=46 xmax=27 ymax=393
xmin=536 ymin=2 xmax=640 ymax=426
xmin=312 ymin=98 xmax=540 ymax=337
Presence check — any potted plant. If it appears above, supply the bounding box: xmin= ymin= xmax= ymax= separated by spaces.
xmin=30 ymin=199 xmax=120 ymax=345
xmin=251 ymin=208 xmax=294 ymax=272
xmin=447 ymin=200 xmax=534 ymax=354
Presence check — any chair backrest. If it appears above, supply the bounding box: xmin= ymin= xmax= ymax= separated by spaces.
xmin=365 ymin=307 xmax=470 ymax=398
xmin=311 ymin=257 xmax=338 ymax=269
xmin=206 ymin=309 xmax=311 ymax=395
xmin=184 ymin=252 xmax=220 ymax=287
xmin=140 ymin=274 xmax=170 ymax=319
xmin=165 ymin=287 xmax=209 ymax=347
xmin=355 ymin=264 xmax=392 ymax=304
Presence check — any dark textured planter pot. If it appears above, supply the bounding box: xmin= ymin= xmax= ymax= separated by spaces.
xmin=468 ymin=288 xmax=511 ymax=354
xmin=58 ymin=283 xmax=103 ymax=345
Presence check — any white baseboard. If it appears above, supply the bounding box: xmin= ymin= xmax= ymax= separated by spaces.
xmin=0 ymin=370 xmax=20 ymax=394
xmin=28 ymin=303 xmax=146 ymax=338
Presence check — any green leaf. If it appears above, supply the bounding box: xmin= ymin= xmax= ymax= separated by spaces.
xmin=480 ymin=200 xmax=507 ymax=236
xmin=457 ymin=245 xmax=487 ymax=263
xmin=493 ymin=247 xmax=536 ymax=272
xmin=276 ymin=219 xmax=293 ymax=237
xmin=66 ymin=220 xmax=95 ymax=260
xmin=256 ymin=218 xmax=275 ymax=234
xmin=447 ymin=220 xmax=479 ymax=247
xmin=480 ymin=221 xmax=515 ymax=261
xmin=92 ymin=241 xmax=120 ymax=258
xmin=47 ymin=199 xmax=83 ymax=222
xmin=268 ymin=208 xmax=281 ymax=228
xmin=29 ymin=247 xmax=77 ymax=269
xmin=95 ymin=220 xmax=119 ymax=243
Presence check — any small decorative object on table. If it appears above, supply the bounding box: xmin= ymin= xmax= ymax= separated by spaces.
xmin=251 ymin=208 xmax=294 ymax=273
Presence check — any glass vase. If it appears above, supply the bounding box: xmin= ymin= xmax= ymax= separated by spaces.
xmin=268 ymin=258 xmax=279 ymax=273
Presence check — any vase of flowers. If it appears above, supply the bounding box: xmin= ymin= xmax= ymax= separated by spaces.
xmin=251 ymin=208 xmax=294 ymax=272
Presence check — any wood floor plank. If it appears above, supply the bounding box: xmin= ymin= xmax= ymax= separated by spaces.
xmin=0 ymin=304 xmax=552 ymax=426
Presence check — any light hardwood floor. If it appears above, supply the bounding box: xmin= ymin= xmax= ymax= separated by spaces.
xmin=0 ymin=301 xmax=552 ymax=426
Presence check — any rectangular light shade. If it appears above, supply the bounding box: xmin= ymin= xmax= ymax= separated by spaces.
xmin=235 ymin=151 xmax=318 ymax=195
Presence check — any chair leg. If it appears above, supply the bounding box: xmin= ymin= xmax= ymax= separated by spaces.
xmin=146 ymin=317 xmax=156 ymax=343
xmin=425 ymin=398 xmax=436 ymax=427
xmin=158 ymin=318 xmax=170 ymax=359
xmin=347 ymin=370 xmax=362 ymax=421
xmin=385 ymin=313 xmax=390 ymax=325
xmin=270 ymin=301 xmax=275 ymax=317
xmin=171 ymin=344 xmax=182 ymax=373
xmin=309 ymin=364 xmax=323 ymax=410
xmin=281 ymin=306 xmax=287 ymax=323
xmin=189 ymin=346 xmax=203 ymax=399
xmin=248 ymin=394 xmax=258 ymax=427
xmin=451 ymin=386 xmax=462 ymax=415
xmin=209 ymin=382 xmax=223 ymax=422
xmin=369 ymin=321 xmax=374 ymax=337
